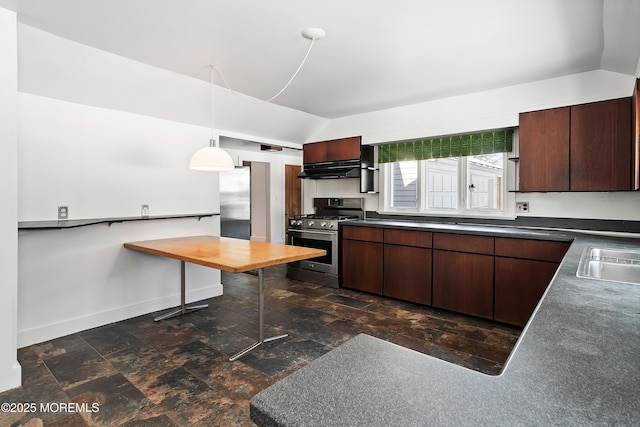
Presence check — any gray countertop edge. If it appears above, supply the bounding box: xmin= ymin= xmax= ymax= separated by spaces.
xmin=250 ymin=225 xmax=640 ymax=426
xmin=341 ymin=218 xmax=576 ymax=242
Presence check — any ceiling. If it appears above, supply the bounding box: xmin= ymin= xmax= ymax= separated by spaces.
xmin=1 ymin=0 xmax=639 ymax=119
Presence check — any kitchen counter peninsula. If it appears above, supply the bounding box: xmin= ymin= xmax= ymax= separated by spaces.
xmin=250 ymin=227 xmax=640 ymax=426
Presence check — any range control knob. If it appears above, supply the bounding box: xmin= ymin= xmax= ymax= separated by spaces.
xmin=327 ymin=222 xmax=334 ymax=228
xmin=320 ymin=221 xmax=327 ymax=227
xmin=296 ymin=220 xmax=302 ymax=226
xmin=308 ymin=220 xmax=315 ymax=227
xmin=289 ymin=219 xmax=296 ymax=226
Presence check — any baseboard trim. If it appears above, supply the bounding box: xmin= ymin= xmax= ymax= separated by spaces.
xmin=17 ymin=283 xmax=223 ymax=348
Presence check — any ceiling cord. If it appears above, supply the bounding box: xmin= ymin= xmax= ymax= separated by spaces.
xmin=210 ymin=37 xmax=317 ymax=105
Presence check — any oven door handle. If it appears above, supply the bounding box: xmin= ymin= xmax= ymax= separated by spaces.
xmin=288 ymin=229 xmax=336 ymax=236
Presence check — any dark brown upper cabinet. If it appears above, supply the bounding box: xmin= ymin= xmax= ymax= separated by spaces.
xmin=519 ymin=97 xmax=633 ymax=192
xmin=519 ymin=107 xmax=570 ymax=192
xmin=303 ymin=136 xmax=362 ymax=164
xmin=570 ymin=98 xmax=631 ymax=191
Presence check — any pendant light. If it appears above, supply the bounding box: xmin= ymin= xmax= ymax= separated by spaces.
xmin=189 ymin=66 xmax=235 ymax=171
xmin=189 ymin=28 xmax=325 ymax=170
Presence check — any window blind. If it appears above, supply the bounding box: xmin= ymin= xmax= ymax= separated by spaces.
xmin=378 ymin=129 xmax=513 ymax=163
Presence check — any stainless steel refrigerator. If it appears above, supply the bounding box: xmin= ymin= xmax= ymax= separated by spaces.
xmin=219 ymin=167 xmax=250 ymax=240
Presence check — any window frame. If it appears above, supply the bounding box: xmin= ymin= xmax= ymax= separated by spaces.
xmin=381 ymin=153 xmax=515 ymax=219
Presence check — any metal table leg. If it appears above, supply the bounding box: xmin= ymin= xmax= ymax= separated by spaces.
xmin=154 ymin=260 xmax=208 ymax=321
xmin=230 ymin=268 xmax=288 ymax=361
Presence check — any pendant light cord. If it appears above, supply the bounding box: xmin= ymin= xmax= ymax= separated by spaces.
xmin=211 ymin=37 xmax=317 ymax=105
xmin=209 ymin=66 xmax=216 ymax=144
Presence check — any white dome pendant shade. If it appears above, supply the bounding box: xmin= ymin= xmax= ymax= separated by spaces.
xmin=189 ymin=64 xmax=235 ymax=171
xmin=189 ymin=138 xmax=235 ymax=171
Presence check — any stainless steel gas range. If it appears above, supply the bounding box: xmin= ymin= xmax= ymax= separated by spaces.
xmin=286 ymin=197 xmax=364 ymax=288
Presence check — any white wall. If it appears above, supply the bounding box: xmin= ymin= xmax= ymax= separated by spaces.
xmin=0 ymin=7 xmax=21 ymax=393
xmin=18 ymin=24 xmax=327 ymax=146
xmin=19 ymin=93 xmax=220 ymax=220
xmin=305 ymin=70 xmax=640 ymax=221
xmin=250 ymin=161 xmax=270 ymax=242
xmin=18 ymin=217 xmax=221 ymax=348
xmin=309 ymin=70 xmax=634 ymax=144
xmin=16 ymin=93 xmax=225 ymax=348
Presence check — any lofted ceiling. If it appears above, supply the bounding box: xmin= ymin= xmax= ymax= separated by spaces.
xmin=0 ymin=0 xmax=639 ymax=119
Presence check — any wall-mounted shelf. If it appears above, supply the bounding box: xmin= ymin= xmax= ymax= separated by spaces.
xmin=18 ymin=213 xmax=219 ymax=230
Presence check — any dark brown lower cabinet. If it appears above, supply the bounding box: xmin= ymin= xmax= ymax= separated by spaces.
xmin=341 ymin=226 xmax=571 ymax=327
xmin=342 ymin=239 xmax=383 ymax=294
xmin=432 ymin=250 xmax=494 ymax=319
xmin=494 ymin=258 xmax=560 ymax=327
xmin=383 ymin=245 xmax=432 ymax=305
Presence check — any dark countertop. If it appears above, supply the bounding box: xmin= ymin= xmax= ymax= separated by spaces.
xmin=342 ymin=218 xmax=575 ymax=241
xmin=250 ymin=222 xmax=640 ymax=426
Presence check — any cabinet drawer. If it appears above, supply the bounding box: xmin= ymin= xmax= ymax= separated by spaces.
xmin=433 ymin=233 xmax=494 ymax=254
xmin=384 ymin=229 xmax=432 ymax=248
xmin=495 ymin=238 xmax=570 ymax=262
xmin=342 ymin=225 xmax=383 ymax=242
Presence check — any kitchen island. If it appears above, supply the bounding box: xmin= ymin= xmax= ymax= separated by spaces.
xmin=250 ymin=226 xmax=640 ymax=426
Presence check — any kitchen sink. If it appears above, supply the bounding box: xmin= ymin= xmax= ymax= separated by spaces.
xmin=577 ymin=247 xmax=640 ymax=285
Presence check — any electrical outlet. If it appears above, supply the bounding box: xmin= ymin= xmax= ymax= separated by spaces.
xmin=516 ymin=201 xmax=529 ymax=213
xmin=58 ymin=206 xmax=69 ymax=220
xmin=141 ymin=204 xmax=150 ymax=217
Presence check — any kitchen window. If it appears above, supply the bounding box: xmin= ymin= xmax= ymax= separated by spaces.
xmin=380 ymin=130 xmax=514 ymax=217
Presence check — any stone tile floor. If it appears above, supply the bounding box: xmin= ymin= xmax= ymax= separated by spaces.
xmin=1 ymin=266 xmax=521 ymax=426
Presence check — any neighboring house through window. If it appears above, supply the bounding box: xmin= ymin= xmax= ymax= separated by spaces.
xmin=381 ymin=130 xmax=513 ymax=217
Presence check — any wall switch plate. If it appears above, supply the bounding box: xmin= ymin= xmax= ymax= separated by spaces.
xmin=141 ymin=204 xmax=149 ymax=217
xmin=516 ymin=201 xmax=529 ymax=213
xmin=58 ymin=206 xmax=69 ymax=220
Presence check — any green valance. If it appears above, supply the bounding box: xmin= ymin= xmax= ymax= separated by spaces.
xmin=378 ymin=129 xmax=513 ymax=163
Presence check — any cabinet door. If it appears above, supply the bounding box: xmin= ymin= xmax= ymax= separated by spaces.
xmin=303 ymin=141 xmax=327 ymax=164
xmin=326 ymin=137 xmax=361 ymax=162
xmin=383 ymin=245 xmax=432 ymax=305
xmin=519 ymin=107 xmax=570 ymax=192
xmin=495 ymin=258 xmax=559 ymax=327
xmin=342 ymin=239 xmax=383 ymax=294
xmin=570 ymin=98 xmax=632 ymax=191
xmin=432 ymin=251 xmax=494 ymax=319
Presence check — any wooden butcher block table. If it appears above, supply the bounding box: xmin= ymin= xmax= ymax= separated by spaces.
xmin=124 ymin=235 xmax=326 ymax=360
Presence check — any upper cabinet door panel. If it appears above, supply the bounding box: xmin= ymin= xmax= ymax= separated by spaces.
xmin=303 ymin=136 xmax=362 ymax=164
xmin=303 ymin=141 xmax=327 ymax=164
xmin=519 ymin=107 xmax=570 ymax=192
xmin=570 ymin=98 xmax=632 ymax=191
xmin=326 ymin=137 xmax=361 ymax=162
